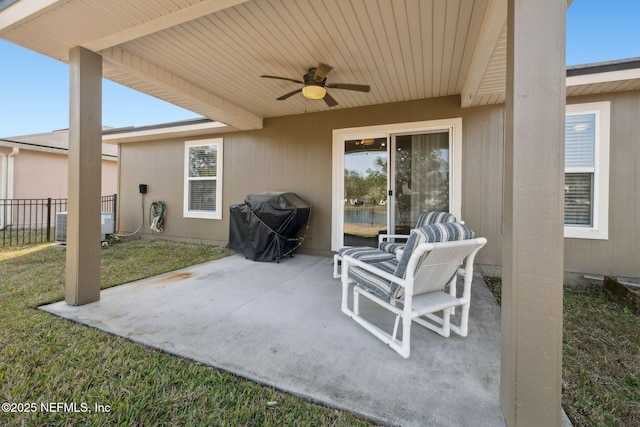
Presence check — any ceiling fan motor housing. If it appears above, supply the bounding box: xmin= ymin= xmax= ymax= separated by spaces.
xmin=304 ymin=68 xmax=326 ymax=87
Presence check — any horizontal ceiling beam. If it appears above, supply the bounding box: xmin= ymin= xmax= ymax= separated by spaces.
xmin=102 ymin=47 xmax=263 ymax=130
xmin=461 ymin=0 xmax=507 ymax=108
xmin=462 ymin=0 xmax=575 ymax=108
xmin=83 ymin=0 xmax=250 ymax=52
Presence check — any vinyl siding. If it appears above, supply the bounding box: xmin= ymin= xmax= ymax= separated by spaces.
xmin=564 ymin=91 xmax=640 ymax=277
xmin=116 ymin=90 xmax=640 ymax=278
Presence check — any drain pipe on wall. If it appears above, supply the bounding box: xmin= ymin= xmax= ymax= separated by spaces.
xmin=0 ymin=151 xmax=6 ymax=230
xmin=112 ymin=193 xmax=145 ymax=238
xmin=0 ymin=148 xmax=19 ymax=230
xmin=7 ymin=148 xmax=18 ymax=200
xmin=112 ymin=184 xmax=148 ymax=238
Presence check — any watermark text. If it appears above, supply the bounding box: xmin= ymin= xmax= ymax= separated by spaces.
xmin=2 ymin=401 xmax=111 ymax=414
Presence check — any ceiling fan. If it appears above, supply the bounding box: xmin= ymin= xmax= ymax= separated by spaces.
xmin=260 ymin=63 xmax=370 ymax=107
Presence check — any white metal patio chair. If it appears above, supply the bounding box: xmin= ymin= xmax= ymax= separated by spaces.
xmin=333 ymin=211 xmax=459 ymax=279
xmin=340 ymin=222 xmax=487 ymax=358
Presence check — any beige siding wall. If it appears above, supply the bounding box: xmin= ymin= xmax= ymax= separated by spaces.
xmin=463 ymin=90 xmax=640 ymax=278
xmin=12 ymin=150 xmax=117 ymax=199
xmin=117 ymin=96 xmax=465 ymax=253
xmin=461 ymin=105 xmax=505 ymax=268
xmin=101 ymin=159 xmax=118 ymax=196
xmin=13 ymin=150 xmax=68 ymax=198
xmin=116 ymin=91 xmax=640 ymax=278
xmin=565 ymin=91 xmax=640 ymax=277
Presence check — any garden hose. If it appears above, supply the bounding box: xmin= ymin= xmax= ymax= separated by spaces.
xmin=150 ymin=201 xmax=166 ymax=233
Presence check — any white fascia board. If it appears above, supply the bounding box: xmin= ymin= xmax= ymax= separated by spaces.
xmin=567 ymin=68 xmax=640 ymax=87
xmin=103 ymin=121 xmax=229 ymax=144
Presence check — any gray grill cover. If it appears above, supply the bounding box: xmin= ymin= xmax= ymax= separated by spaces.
xmin=228 ymin=192 xmax=310 ymax=261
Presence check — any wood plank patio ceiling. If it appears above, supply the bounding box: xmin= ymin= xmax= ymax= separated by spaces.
xmin=1 ymin=0 xmax=510 ymax=129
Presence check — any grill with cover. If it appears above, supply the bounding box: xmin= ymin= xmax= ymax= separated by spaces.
xmin=229 ymin=192 xmax=310 ymax=262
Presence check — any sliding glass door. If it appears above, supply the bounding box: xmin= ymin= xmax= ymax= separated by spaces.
xmin=390 ymin=131 xmax=450 ymax=235
xmin=343 ymin=137 xmax=388 ymax=247
xmin=341 ymin=131 xmax=451 ymax=247
xmin=333 ymin=119 xmax=461 ymax=251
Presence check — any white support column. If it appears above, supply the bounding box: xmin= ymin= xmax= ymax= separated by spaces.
xmin=66 ymin=46 xmax=102 ymax=306
xmin=501 ymin=0 xmax=565 ymax=426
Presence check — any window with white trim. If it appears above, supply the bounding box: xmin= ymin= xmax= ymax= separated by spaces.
xmin=184 ymin=138 xmax=222 ymax=219
xmin=564 ymin=102 xmax=610 ymax=239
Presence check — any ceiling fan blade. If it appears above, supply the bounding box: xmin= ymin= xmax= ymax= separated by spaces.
xmin=314 ymin=63 xmax=334 ymax=80
xmin=261 ymin=75 xmax=304 ymax=84
xmin=323 ymin=91 xmax=338 ymax=107
xmin=277 ymin=88 xmax=302 ymax=100
xmin=326 ymin=83 xmax=371 ymax=92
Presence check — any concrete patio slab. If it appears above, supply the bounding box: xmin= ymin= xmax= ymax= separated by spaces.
xmin=41 ymin=254 xmax=505 ymax=426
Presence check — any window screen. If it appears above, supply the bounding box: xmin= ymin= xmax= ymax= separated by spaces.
xmin=184 ymin=139 xmax=222 ymax=219
xmin=565 ymin=114 xmax=595 ymax=226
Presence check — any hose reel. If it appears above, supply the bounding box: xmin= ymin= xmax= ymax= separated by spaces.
xmin=150 ymin=201 xmax=166 ymax=233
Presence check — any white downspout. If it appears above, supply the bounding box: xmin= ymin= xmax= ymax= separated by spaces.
xmin=5 ymin=148 xmax=19 ymax=228
xmin=7 ymin=148 xmax=18 ymax=199
xmin=0 ymin=152 xmax=6 ymax=229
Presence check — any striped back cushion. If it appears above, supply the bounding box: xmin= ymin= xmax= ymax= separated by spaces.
xmin=415 ymin=211 xmax=458 ymax=227
xmin=419 ymin=222 xmax=474 ymax=242
xmin=393 ymin=222 xmax=475 ymax=280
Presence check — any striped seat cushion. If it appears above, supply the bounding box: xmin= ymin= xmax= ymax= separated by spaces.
xmin=348 ymin=259 xmax=399 ymax=301
xmin=337 ymin=247 xmax=396 ymax=264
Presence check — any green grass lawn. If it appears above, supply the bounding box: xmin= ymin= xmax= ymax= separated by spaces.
xmin=0 ymin=239 xmax=374 ymax=427
xmin=3 ymin=239 xmax=638 ymax=427
xmin=485 ymin=278 xmax=640 ymax=427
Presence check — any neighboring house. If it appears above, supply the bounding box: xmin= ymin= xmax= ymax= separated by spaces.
xmin=0 ymin=128 xmax=118 ymax=200
xmin=106 ymin=59 xmax=640 ymax=283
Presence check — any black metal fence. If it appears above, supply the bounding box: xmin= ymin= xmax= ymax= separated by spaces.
xmin=0 ymin=194 xmax=117 ymax=247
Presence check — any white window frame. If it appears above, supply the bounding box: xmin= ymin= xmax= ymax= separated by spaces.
xmin=564 ymin=101 xmax=610 ymax=240
xmin=183 ymin=138 xmax=223 ymax=220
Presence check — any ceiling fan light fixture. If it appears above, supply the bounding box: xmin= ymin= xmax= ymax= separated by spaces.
xmin=302 ymin=85 xmax=326 ymax=100
xmin=261 ymin=62 xmax=369 ymax=107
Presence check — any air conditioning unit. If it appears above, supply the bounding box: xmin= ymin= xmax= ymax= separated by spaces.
xmin=101 ymin=212 xmax=115 ymax=238
xmin=55 ymin=212 xmax=115 ymax=243
xmin=55 ymin=212 xmax=67 ymax=242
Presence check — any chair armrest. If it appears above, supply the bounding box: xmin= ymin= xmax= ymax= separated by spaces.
xmin=378 ymin=233 xmax=411 ymax=244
